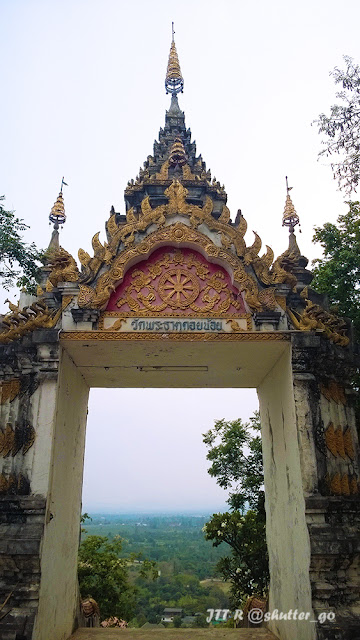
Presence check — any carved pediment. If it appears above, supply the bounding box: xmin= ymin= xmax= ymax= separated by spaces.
xmin=105 ymin=247 xmax=247 ymax=317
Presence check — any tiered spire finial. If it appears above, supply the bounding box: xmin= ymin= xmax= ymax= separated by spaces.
xmin=168 ymin=137 xmax=187 ymax=166
xmin=49 ymin=177 xmax=67 ymax=230
xmin=282 ymin=176 xmax=300 ymax=233
xmin=46 ymin=178 xmax=67 ymax=255
xmin=165 ymin=23 xmax=184 ymax=95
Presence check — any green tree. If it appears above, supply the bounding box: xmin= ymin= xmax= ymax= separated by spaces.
xmin=202 ymin=413 xmax=269 ymax=605
xmin=78 ymin=535 xmax=137 ymax=621
xmin=78 ymin=533 xmax=157 ymax=622
xmin=312 ymin=202 xmax=360 ymax=338
xmin=314 ymin=56 xmax=360 ymax=194
xmin=203 ymin=413 xmax=264 ymax=513
xmin=192 ymin=614 xmax=208 ymax=628
xmin=173 ymin=615 xmax=182 ymax=627
xmin=311 ymin=203 xmax=360 ymax=433
xmin=0 ymin=196 xmax=43 ymax=293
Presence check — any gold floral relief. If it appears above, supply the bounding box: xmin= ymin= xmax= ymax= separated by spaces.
xmin=330 ymin=473 xmax=342 ymax=495
xmin=350 ymin=474 xmax=359 ymax=495
xmin=0 ymin=472 xmax=29 ymax=495
xmin=112 ymin=249 xmax=244 ymax=317
xmin=335 ymin=427 xmax=346 ymax=460
xmin=320 ymin=381 xmax=347 ymax=405
xmin=77 ymin=179 xmax=295 ymax=307
xmin=0 ymin=424 xmax=15 ymax=457
xmin=325 ymin=423 xmax=338 ymax=457
xmin=78 ymin=223 xmax=268 ymax=312
xmin=343 ymin=428 xmax=355 ymax=460
xmin=258 ymin=288 xmax=277 ymax=311
xmin=341 ymin=474 xmax=351 ymax=496
xmin=0 ymin=379 xmax=20 ymax=404
xmin=0 ymin=423 xmax=35 ymax=457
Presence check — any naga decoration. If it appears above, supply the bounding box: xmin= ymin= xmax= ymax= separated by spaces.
xmin=77 ymin=180 xmax=297 ymax=310
xmin=288 ymin=296 xmax=349 ymax=346
xmin=0 ymin=36 xmax=351 ymax=350
xmin=45 ymin=247 xmax=80 ymax=290
xmin=0 ymin=296 xmax=73 ymax=344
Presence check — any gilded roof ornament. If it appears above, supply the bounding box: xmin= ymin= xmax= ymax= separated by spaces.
xmin=169 ymin=137 xmax=187 ymax=166
xmin=45 ymin=177 xmax=68 ymax=258
xmin=49 ymin=177 xmax=67 ymax=229
xmin=282 ymin=176 xmax=300 ymax=232
xmin=165 ymin=24 xmax=184 ymax=95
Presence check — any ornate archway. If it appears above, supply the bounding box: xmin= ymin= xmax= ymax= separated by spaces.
xmin=0 ymin=35 xmax=359 ymax=640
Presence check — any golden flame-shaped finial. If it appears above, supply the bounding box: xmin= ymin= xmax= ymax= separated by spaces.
xmin=49 ymin=192 xmax=66 ymax=229
xmin=169 ymin=137 xmax=187 ymax=166
xmin=49 ymin=178 xmax=67 ymax=229
xmin=165 ymin=23 xmax=184 ymax=95
xmin=282 ymin=176 xmax=299 ymax=232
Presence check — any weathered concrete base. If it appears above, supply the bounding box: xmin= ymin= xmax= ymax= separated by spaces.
xmin=0 ymin=496 xmax=45 ymax=640
xmin=306 ymin=495 xmax=360 ymax=640
xmin=0 ymin=327 xmax=359 ymax=640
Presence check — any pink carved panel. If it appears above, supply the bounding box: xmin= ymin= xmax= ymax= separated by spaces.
xmin=106 ymin=247 xmax=246 ymax=315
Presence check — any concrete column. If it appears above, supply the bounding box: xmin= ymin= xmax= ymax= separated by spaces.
xmin=33 ymin=348 xmax=89 ymax=640
xmin=258 ymin=346 xmax=316 ymax=640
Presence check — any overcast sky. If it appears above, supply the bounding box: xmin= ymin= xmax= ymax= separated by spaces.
xmin=2 ymin=0 xmax=360 ymax=512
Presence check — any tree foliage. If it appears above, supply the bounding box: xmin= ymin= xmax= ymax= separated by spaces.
xmin=78 ymin=534 xmax=157 ymax=621
xmin=315 ymin=56 xmax=360 ymax=194
xmin=202 ymin=413 xmax=269 ymax=605
xmin=312 ymin=202 xmax=360 ymax=338
xmin=0 ymin=196 xmax=43 ymax=293
xmin=203 ymin=414 xmax=263 ymax=512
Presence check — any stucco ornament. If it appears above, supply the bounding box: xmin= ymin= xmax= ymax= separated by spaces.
xmin=0 ymin=296 xmax=73 ymax=344
xmin=77 ymin=180 xmax=295 ymax=311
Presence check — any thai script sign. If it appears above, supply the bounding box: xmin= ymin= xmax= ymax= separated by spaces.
xmin=102 ymin=316 xmax=249 ymax=333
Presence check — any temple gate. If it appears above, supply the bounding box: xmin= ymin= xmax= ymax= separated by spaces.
xmin=0 ymin=35 xmax=359 ymax=640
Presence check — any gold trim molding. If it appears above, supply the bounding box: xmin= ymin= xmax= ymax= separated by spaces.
xmin=78 ymin=221 xmax=276 ymax=312
xmin=77 ymin=180 xmax=297 ymax=310
xmin=61 ymin=330 xmax=290 ymax=342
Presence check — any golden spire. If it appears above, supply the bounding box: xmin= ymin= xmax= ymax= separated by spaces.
xmin=49 ymin=177 xmax=67 ymax=229
xmin=165 ymin=23 xmax=184 ymax=95
xmin=282 ymin=176 xmax=300 ymax=233
xmin=169 ymin=137 xmax=187 ymax=166
xmin=46 ymin=178 xmax=67 ymax=255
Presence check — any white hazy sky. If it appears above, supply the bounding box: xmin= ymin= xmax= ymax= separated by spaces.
xmin=2 ymin=0 xmax=360 ymax=511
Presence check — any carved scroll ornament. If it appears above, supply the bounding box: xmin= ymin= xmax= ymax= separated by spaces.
xmin=107 ymin=248 xmax=246 ymax=317
xmin=288 ymin=298 xmax=349 ymax=347
xmin=0 ymin=296 xmax=73 ymax=344
xmin=78 ymin=222 xmax=278 ymax=313
xmin=77 ymin=180 xmax=296 ymax=310
xmin=0 ymin=423 xmax=35 ymax=457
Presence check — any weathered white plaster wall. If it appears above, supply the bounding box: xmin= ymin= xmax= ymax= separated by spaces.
xmin=33 ymin=348 xmax=89 ymax=640
xmin=31 ymin=379 xmax=58 ymax=496
xmin=258 ymin=347 xmax=316 ymax=640
xmin=0 ymin=375 xmax=58 ymax=493
xmin=293 ymin=379 xmax=318 ymax=495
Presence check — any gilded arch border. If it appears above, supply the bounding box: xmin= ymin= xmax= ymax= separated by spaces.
xmin=78 ymin=222 xmax=267 ymax=312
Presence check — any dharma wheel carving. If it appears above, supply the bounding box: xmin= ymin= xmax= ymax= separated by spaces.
xmin=158 ymin=268 xmax=200 ymax=309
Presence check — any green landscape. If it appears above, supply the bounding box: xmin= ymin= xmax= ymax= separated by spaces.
xmin=81 ymin=513 xmax=231 ymax=627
